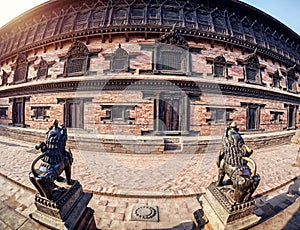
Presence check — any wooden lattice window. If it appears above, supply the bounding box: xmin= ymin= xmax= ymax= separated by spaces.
xmin=74 ymin=9 xmax=91 ymax=30
xmin=287 ymin=68 xmax=298 ymax=93
xmin=148 ymin=8 xmax=159 ymax=25
xmin=213 ymin=56 xmax=226 ymax=77
xmin=206 ymin=107 xmax=234 ymax=124
xmin=211 ymin=10 xmax=227 ymax=34
xmin=110 ymin=44 xmax=129 ymax=72
xmin=63 ymin=40 xmax=90 ymax=77
xmin=36 ymin=57 xmax=49 ymax=79
xmin=270 ymin=111 xmax=283 ymax=123
xmin=101 ymin=105 xmax=135 ymax=122
xmin=44 ymin=18 xmax=58 ymax=38
xmin=242 ymin=17 xmax=254 ymax=43
xmin=31 ymin=106 xmax=50 ymax=120
xmin=197 ymin=8 xmax=212 ymax=31
xmin=130 ymin=6 xmax=145 ymax=25
xmin=14 ymin=53 xmax=28 ymax=84
xmin=244 ymin=55 xmax=261 ymax=85
xmin=155 ymin=30 xmax=190 ymax=75
xmin=90 ymin=6 xmax=106 ymax=28
xmin=61 ymin=13 xmax=76 ymax=33
xmin=271 ymin=71 xmax=281 ymax=88
xmin=229 ymin=14 xmax=243 ymax=39
xmin=162 ymin=7 xmax=180 ymax=26
xmin=112 ymin=8 xmax=127 ymax=25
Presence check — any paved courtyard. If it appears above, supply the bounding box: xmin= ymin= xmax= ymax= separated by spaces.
xmin=0 ymin=134 xmax=299 ymax=229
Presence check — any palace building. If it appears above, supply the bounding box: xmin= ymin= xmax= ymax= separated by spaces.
xmin=0 ymin=0 xmax=299 ymax=153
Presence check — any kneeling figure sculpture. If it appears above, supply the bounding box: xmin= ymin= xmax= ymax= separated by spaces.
xmin=29 ymin=119 xmax=73 ymax=200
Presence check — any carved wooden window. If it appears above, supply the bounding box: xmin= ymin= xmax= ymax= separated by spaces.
xmin=63 ymin=40 xmax=89 ymax=77
xmin=252 ymin=23 xmax=265 ymax=47
xmin=0 ymin=107 xmax=8 ymax=119
xmin=90 ymin=6 xmax=106 ymax=28
xmin=36 ymin=58 xmax=49 ymax=79
xmin=265 ymin=28 xmax=276 ymax=52
xmin=270 ymin=111 xmax=283 ymax=123
xmin=12 ymin=33 xmax=21 ymax=49
xmin=110 ymin=44 xmax=129 ymax=72
xmin=185 ymin=10 xmax=196 ymax=28
xmin=112 ymin=8 xmax=127 ymax=25
xmin=44 ymin=18 xmax=58 ymax=38
xmin=61 ymin=13 xmax=76 ymax=33
xmin=229 ymin=14 xmax=243 ymax=39
xmin=207 ymin=107 xmax=234 ymax=124
xmin=287 ymin=68 xmax=298 ymax=93
xmin=155 ymin=30 xmax=190 ymax=75
xmin=130 ymin=6 xmax=145 ymax=25
xmin=14 ymin=53 xmax=28 ymax=84
xmin=241 ymin=17 xmax=254 ymax=43
xmin=162 ymin=8 xmax=180 ymax=26
xmin=18 ymin=31 xmax=27 ymax=47
xmin=74 ymin=9 xmax=91 ymax=30
xmin=26 ymin=27 xmax=36 ymax=45
xmin=34 ymin=22 xmax=46 ymax=41
xmin=211 ymin=10 xmax=227 ymax=34
xmin=213 ymin=56 xmax=226 ymax=77
xmin=101 ymin=105 xmax=135 ymax=122
xmin=5 ymin=37 xmax=14 ymax=54
xmin=245 ymin=55 xmax=261 ymax=85
xmin=1 ymin=70 xmax=9 ymax=86
xmin=148 ymin=8 xmax=159 ymax=25
xmin=31 ymin=106 xmax=50 ymax=120
xmin=271 ymin=71 xmax=281 ymax=88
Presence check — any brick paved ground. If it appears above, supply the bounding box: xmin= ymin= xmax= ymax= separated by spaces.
xmin=0 ymin=135 xmax=299 ymax=229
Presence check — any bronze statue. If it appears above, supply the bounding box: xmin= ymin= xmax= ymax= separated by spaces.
xmin=29 ymin=119 xmax=73 ymax=200
xmin=217 ymin=121 xmax=260 ymax=203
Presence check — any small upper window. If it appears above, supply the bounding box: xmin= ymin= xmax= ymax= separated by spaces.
xmin=110 ymin=44 xmax=129 ymax=72
xmin=244 ymin=54 xmax=261 ymax=85
xmin=14 ymin=53 xmax=28 ymax=84
xmin=213 ymin=56 xmax=226 ymax=77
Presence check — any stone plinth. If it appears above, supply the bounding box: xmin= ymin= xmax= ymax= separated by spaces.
xmin=198 ymin=183 xmax=260 ymax=230
xmin=291 ymin=130 xmax=300 ymax=144
xmin=30 ymin=180 xmax=96 ymax=230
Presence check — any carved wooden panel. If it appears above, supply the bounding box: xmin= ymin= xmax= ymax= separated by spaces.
xmin=111 ymin=44 xmax=129 ymax=71
xmin=14 ymin=53 xmax=28 ymax=84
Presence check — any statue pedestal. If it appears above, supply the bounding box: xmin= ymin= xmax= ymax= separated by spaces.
xmin=196 ymin=183 xmax=260 ymax=230
xmin=30 ymin=180 xmax=96 ymax=230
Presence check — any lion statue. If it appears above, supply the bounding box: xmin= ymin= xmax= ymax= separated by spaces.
xmin=29 ymin=119 xmax=73 ymax=200
xmin=217 ymin=122 xmax=260 ymax=203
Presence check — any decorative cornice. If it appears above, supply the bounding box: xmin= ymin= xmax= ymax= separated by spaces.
xmin=1 ymin=78 xmax=299 ymax=105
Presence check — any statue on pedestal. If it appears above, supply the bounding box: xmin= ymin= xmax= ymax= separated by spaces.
xmin=194 ymin=122 xmax=261 ymax=230
xmin=29 ymin=119 xmax=96 ymax=230
xmin=29 ymin=119 xmax=73 ymax=200
xmin=217 ymin=121 xmax=260 ymax=203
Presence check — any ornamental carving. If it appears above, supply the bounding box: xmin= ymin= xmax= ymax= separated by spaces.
xmin=14 ymin=53 xmax=28 ymax=84
xmin=157 ymin=27 xmax=189 ymax=50
xmin=66 ymin=40 xmax=89 ymax=58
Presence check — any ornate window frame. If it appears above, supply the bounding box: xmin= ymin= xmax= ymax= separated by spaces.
xmin=31 ymin=106 xmax=50 ymax=121
xmin=154 ymin=29 xmax=191 ymax=75
xmin=62 ymin=40 xmax=90 ymax=77
xmin=0 ymin=107 xmax=8 ymax=119
xmin=244 ymin=54 xmax=262 ymax=85
xmin=101 ymin=105 xmax=136 ymax=123
xmin=13 ymin=53 xmax=29 ymax=84
xmin=206 ymin=107 xmax=234 ymax=124
xmin=286 ymin=66 xmax=298 ymax=93
xmin=241 ymin=102 xmax=265 ymax=131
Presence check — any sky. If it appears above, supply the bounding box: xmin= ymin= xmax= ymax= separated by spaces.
xmin=0 ymin=0 xmax=299 ymax=36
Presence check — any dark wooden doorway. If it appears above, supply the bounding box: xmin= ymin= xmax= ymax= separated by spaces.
xmin=12 ymin=98 xmax=25 ymax=127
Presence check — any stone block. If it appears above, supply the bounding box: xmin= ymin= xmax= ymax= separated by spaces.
xmin=30 ymin=180 xmax=96 ymax=230
xmin=199 ymin=183 xmax=260 ymax=230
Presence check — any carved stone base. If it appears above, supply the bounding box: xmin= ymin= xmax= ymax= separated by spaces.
xmin=198 ymin=183 xmax=260 ymax=230
xmin=30 ymin=180 xmax=96 ymax=230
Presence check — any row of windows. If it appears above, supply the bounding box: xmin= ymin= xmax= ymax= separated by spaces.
xmin=0 ymin=0 xmax=299 ymax=62
xmin=1 ymin=100 xmax=298 ymax=132
xmin=2 ymin=39 xmax=298 ymax=95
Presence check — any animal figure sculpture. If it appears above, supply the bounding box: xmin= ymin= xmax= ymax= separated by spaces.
xmin=29 ymin=119 xmax=73 ymax=200
xmin=217 ymin=122 xmax=260 ymax=203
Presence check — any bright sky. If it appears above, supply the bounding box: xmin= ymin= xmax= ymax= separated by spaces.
xmin=0 ymin=0 xmax=299 ymax=36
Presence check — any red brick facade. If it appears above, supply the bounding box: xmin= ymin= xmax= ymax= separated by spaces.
xmin=0 ymin=0 xmax=299 ymax=151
